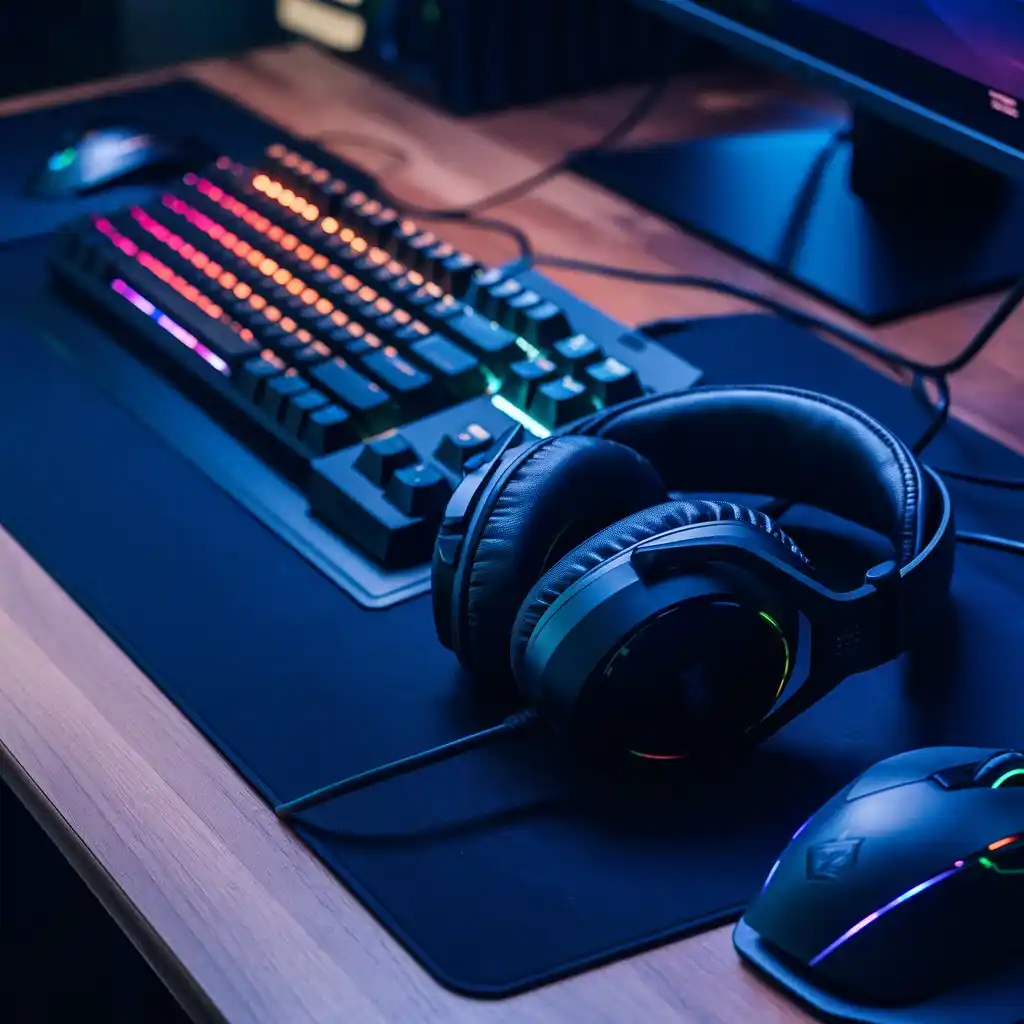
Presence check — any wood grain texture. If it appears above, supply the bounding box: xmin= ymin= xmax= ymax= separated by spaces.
xmin=2 ymin=41 xmax=1023 ymax=1023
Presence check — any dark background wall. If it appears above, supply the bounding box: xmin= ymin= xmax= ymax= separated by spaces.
xmin=0 ymin=0 xmax=285 ymax=99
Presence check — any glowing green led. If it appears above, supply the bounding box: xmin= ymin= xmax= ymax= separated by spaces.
xmin=490 ymin=394 xmax=551 ymax=438
xmin=48 ymin=148 xmax=77 ymax=172
xmin=991 ymin=768 xmax=1024 ymax=789
xmin=515 ymin=337 xmax=542 ymax=361
xmin=979 ymin=856 xmax=1024 ymax=875
xmin=759 ymin=611 xmax=792 ymax=701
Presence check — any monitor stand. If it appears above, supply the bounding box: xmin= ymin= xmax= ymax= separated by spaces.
xmin=569 ymin=109 xmax=1024 ymax=323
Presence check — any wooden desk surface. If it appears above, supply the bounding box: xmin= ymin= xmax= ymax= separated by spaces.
xmin=2 ymin=43 xmax=1023 ymax=1024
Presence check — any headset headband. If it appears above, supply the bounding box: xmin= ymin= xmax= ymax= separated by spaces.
xmin=576 ymin=385 xmax=955 ymax=670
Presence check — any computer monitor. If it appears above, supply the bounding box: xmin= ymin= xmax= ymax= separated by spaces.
xmin=571 ymin=0 xmax=1024 ymax=322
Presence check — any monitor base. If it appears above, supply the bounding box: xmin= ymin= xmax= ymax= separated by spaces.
xmin=569 ymin=113 xmax=1024 ymax=323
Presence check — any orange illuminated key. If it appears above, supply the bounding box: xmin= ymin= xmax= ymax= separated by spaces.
xmin=273 ymin=268 xmax=292 ymax=286
xmin=267 ymin=143 xmax=287 ymax=159
xmin=280 ymin=318 xmax=297 ymax=333
xmin=264 ymin=307 xmax=282 ymax=323
xmin=287 ymin=278 xmax=305 ymax=296
xmin=296 ymin=244 xmax=315 ymax=262
xmin=342 ymin=275 xmax=361 ymax=293
xmin=267 ymin=225 xmax=284 ymax=242
xmin=279 ymin=189 xmax=296 ymax=207
xmin=250 ymin=295 xmax=267 ymax=311
xmin=266 ymin=181 xmax=283 ymax=200
xmin=339 ymin=228 xmax=356 ymax=245
xmin=312 ymin=168 xmax=330 ymax=185
xmin=220 ymin=272 xmax=238 ymax=289
xmin=393 ymin=308 xmax=412 ymax=326
xmin=233 ymin=282 xmax=252 ymax=300
xmin=321 ymin=217 xmax=339 ymax=235
xmin=281 ymin=235 xmax=299 ymax=251
xmin=326 ymin=265 xmax=343 ymax=281
xmin=310 ymin=254 xmax=329 ymax=271
xmin=282 ymin=152 xmax=300 ymax=168
xmin=331 ymin=310 xmax=350 ymax=328
xmin=260 ymin=258 xmax=279 ymax=276
xmin=315 ymin=298 xmax=334 ymax=316
xmin=358 ymin=286 xmax=378 ymax=303
xmin=301 ymin=289 xmax=319 ymax=305
xmin=295 ymin=328 xmax=312 ymax=345
xmin=303 ymin=207 xmax=319 ymax=222
xmin=350 ymin=237 xmax=368 ymax=255
xmin=298 ymin=159 xmax=315 ymax=176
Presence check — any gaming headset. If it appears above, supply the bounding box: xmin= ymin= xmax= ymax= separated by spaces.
xmin=432 ymin=385 xmax=956 ymax=760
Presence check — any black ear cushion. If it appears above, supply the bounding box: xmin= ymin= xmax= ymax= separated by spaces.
xmin=458 ymin=435 xmax=668 ymax=681
xmin=510 ymin=498 xmax=810 ymax=685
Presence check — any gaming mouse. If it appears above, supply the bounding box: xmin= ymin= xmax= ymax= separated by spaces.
xmin=27 ymin=124 xmax=197 ymax=199
xmin=738 ymin=746 xmax=1024 ymax=1006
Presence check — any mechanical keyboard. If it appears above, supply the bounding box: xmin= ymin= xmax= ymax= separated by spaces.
xmin=48 ymin=141 xmax=702 ymax=607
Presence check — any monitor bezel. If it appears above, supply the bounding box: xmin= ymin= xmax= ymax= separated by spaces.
xmin=638 ymin=0 xmax=1024 ymax=181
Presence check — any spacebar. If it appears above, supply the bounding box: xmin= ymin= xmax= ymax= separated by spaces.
xmin=101 ymin=248 xmax=260 ymax=373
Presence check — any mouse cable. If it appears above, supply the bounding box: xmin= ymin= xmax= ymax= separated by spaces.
xmin=957 ymin=532 xmax=1024 ymax=557
xmin=906 ymin=373 xmax=1024 ymax=488
xmin=532 ymin=255 xmax=1024 ymax=385
xmin=775 ymin=128 xmax=852 ymax=274
xmin=274 ymin=709 xmax=542 ymax=819
xmin=360 ymin=77 xmax=672 ymax=221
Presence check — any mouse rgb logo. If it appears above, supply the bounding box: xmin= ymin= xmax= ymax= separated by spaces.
xmin=808 ymin=838 xmax=862 ymax=880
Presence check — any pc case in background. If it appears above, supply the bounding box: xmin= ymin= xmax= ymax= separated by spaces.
xmin=276 ymin=0 xmax=712 ymax=115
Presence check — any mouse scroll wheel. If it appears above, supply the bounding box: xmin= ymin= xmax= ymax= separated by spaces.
xmin=973 ymin=751 xmax=1024 ymax=788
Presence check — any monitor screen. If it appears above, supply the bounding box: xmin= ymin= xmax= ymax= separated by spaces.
xmin=796 ymin=1 xmax=1024 ymax=101
xmin=641 ymin=1 xmax=1024 ymax=176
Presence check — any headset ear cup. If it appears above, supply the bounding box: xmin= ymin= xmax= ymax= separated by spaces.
xmin=511 ymin=498 xmax=810 ymax=711
xmin=450 ymin=436 xmax=669 ymax=686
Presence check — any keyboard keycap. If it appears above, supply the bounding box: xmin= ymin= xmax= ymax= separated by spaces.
xmin=585 ymin=357 xmax=644 ymax=406
xmin=302 ymin=403 xmax=357 ymax=455
xmin=237 ymin=353 xmax=285 ymax=401
xmin=530 ymin=375 xmax=594 ymax=428
xmin=359 ymin=348 xmax=435 ymax=406
xmin=553 ymin=334 xmax=604 ymax=375
xmin=384 ymin=462 xmax=453 ymax=518
xmin=435 ymin=424 xmax=494 ymax=473
xmin=283 ymin=388 xmax=329 ymax=435
xmin=445 ymin=311 xmax=519 ymax=367
xmin=311 ymin=357 xmax=396 ymax=432
xmin=261 ymin=370 xmax=310 ymax=421
xmin=354 ymin=433 xmax=418 ymax=485
xmin=485 ymin=277 xmax=524 ymax=324
xmin=521 ymin=301 xmax=573 ymax=346
xmin=500 ymin=356 xmax=559 ymax=408
xmin=409 ymin=335 xmax=487 ymax=400
xmin=440 ymin=253 xmax=481 ymax=296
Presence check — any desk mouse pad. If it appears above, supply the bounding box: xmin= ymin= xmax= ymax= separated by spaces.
xmin=2 ymin=246 xmax=1024 ymax=999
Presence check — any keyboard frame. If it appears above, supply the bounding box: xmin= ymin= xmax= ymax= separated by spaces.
xmin=30 ymin=87 xmax=702 ymax=609
xmin=46 ymin=252 xmax=698 ymax=607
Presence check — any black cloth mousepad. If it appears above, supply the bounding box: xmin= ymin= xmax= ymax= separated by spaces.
xmin=2 ymin=297 xmax=1024 ymax=998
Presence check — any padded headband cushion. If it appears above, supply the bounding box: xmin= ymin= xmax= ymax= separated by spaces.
xmin=581 ymin=385 xmax=928 ymax=566
xmin=510 ymin=498 xmax=810 ymax=691
xmin=458 ymin=436 xmax=668 ymax=680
